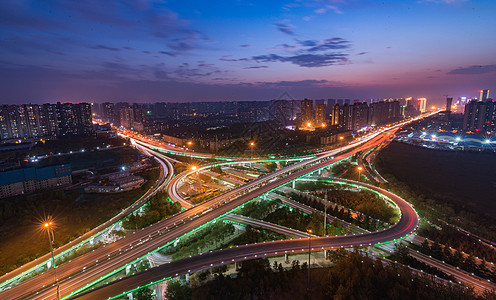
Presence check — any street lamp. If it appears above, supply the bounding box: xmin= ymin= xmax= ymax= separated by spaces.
xmin=44 ymin=221 xmax=60 ymax=300
xmin=357 ymin=166 xmax=363 ymax=181
xmin=306 ymin=226 xmax=312 ymax=292
xmin=249 ymin=141 xmax=255 ymax=158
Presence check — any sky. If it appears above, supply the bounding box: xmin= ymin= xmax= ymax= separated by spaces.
xmin=1 ymin=0 xmax=495 ymax=105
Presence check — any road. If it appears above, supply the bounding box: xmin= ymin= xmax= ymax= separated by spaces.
xmin=0 ymin=128 xmax=406 ymax=300
xmin=0 ymin=143 xmax=173 ymax=290
xmin=69 ymin=176 xmax=419 ymax=300
xmin=409 ymin=250 xmax=495 ymax=294
xmin=223 ymin=214 xmax=313 ymax=238
xmin=1 ymin=115 xmax=432 ymax=299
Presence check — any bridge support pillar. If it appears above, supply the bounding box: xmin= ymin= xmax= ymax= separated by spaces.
xmin=368 ymin=245 xmax=374 ymax=255
xmin=324 ymin=250 xmax=327 ymax=259
xmin=235 ymin=261 xmax=240 ymax=271
xmin=186 ymin=273 xmax=190 ymax=284
xmin=47 ymin=260 xmax=52 ymax=269
xmin=127 ymin=292 xmax=134 ymax=300
xmin=284 ymin=253 xmax=289 ymax=264
xmin=126 ymin=265 xmax=131 ymax=275
xmin=292 ymin=180 xmax=295 ymax=189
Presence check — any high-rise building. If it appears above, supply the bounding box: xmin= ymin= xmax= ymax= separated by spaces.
xmin=369 ymin=101 xmax=401 ymax=126
xmin=55 ymin=102 xmax=92 ymax=136
xmin=74 ymin=102 xmax=93 ymax=135
xmin=101 ymin=102 xmax=116 ymax=124
xmin=462 ymin=100 xmax=496 ymax=133
xmin=332 ymin=104 xmax=353 ymax=131
xmin=119 ymin=106 xmax=134 ymax=129
xmin=315 ymin=103 xmax=327 ymax=126
xmin=0 ymin=102 xmax=91 ymax=142
xmin=351 ymin=102 xmax=369 ymax=132
xmin=446 ymin=97 xmax=453 ymax=112
xmin=417 ymin=98 xmax=427 ymax=113
xmin=480 ymin=89 xmax=490 ymax=102
xmin=300 ymin=99 xmax=314 ymax=125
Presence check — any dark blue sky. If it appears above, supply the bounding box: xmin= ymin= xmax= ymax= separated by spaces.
xmin=1 ymin=0 xmax=495 ymax=105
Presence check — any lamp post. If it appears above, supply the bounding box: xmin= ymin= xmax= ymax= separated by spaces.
xmin=306 ymin=226 xmax=312 ymax=292
xmin=191 ymin=166 xmax=199 ymax=195
xmin=357 ymin=166 xmax=363 ymax=181
xmin=44 ymin=221 xmax=60 ymax=300
xmin=249 ymin=141 xmax=255 ymax=158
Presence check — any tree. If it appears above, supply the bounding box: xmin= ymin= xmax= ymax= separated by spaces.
xmin=133 ymin=286 xmax=154 ymax=300
xmin=165 ymin=280 xmax=192 ymax=300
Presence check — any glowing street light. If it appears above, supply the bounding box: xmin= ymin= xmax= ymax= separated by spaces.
xmin=357 ymin=166 xmax=363 ymax=181
xmin=249 ymin=141 xmax=255 ymax=158
xmin=187 ymin=141 xmax=193 ymax=146
xmin=307 ymin=122 xmax=312 ymax=127
xmin=43 ymin=221 xmax=60 ymax=299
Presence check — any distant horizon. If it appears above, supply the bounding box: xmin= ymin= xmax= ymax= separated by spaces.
xmin=0 ymin=92 xmax=490 ymax=106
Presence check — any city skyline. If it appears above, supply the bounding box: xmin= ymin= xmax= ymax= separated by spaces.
xmin=1 ymin=0 xmax=496 ymax=104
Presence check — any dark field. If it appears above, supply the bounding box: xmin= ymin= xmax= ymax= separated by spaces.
xmin=377 ymin=141 xmax=496 ymax=219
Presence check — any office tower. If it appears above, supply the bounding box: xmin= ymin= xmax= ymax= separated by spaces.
xmin=463 ymin=100 xmax=496 ymax=133
xmin=417 ymin=98 xmax=427 ymax=113
xmin=315 ymin=103 xmax=327 ymax=126
xmin=480 ymin=90 xmax=489 ymax=102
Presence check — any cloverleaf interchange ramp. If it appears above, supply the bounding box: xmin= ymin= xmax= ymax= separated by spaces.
xmin=0 ymin=116 xmax=429 ymax=300
xmin=66 ymin=131 xmax=418 ymax=300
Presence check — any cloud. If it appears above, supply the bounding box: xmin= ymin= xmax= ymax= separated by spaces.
xmin=168 ymin=42 xmax=194 ymax=51
xmin=297 ymin=40 xmax=318 ymax=47
xmin=91 ymin=45 xmax=120 ymax=51
xmin=419 ymin=0 xmax=468 ymax=4
xmin=357 ymin=52 xmax=368 ymax=55
xmin=306 ymin=38 xmax=350 ymax=52
xmin=240 ymin=44 xmax=251 ymax=48
xmin=269 ymin=43 xmax=298 ymax=50
xmin=159 ymin=51 xmax=177 ymax=57
xmin=257 ymin=79 xmax=334 ymax=87
xmin=273 ymin=22 xmax=295 ymax=36
xmin=447 ymin=64 xmax=496 ymax=75
xmin=154 ymin=70 xmax=169 ymax=79
xmin=219 ymin=57 xmax=250 ymax=62
xmin=252 ymin=53 xmax=348 ymax=67
xmin=314 ymin=5 xmax=343 ymax=15
xmin=243 ymin=66 xmax=268 ymax=69
xmin=224 ymin=37 xmax=351 ymax=68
